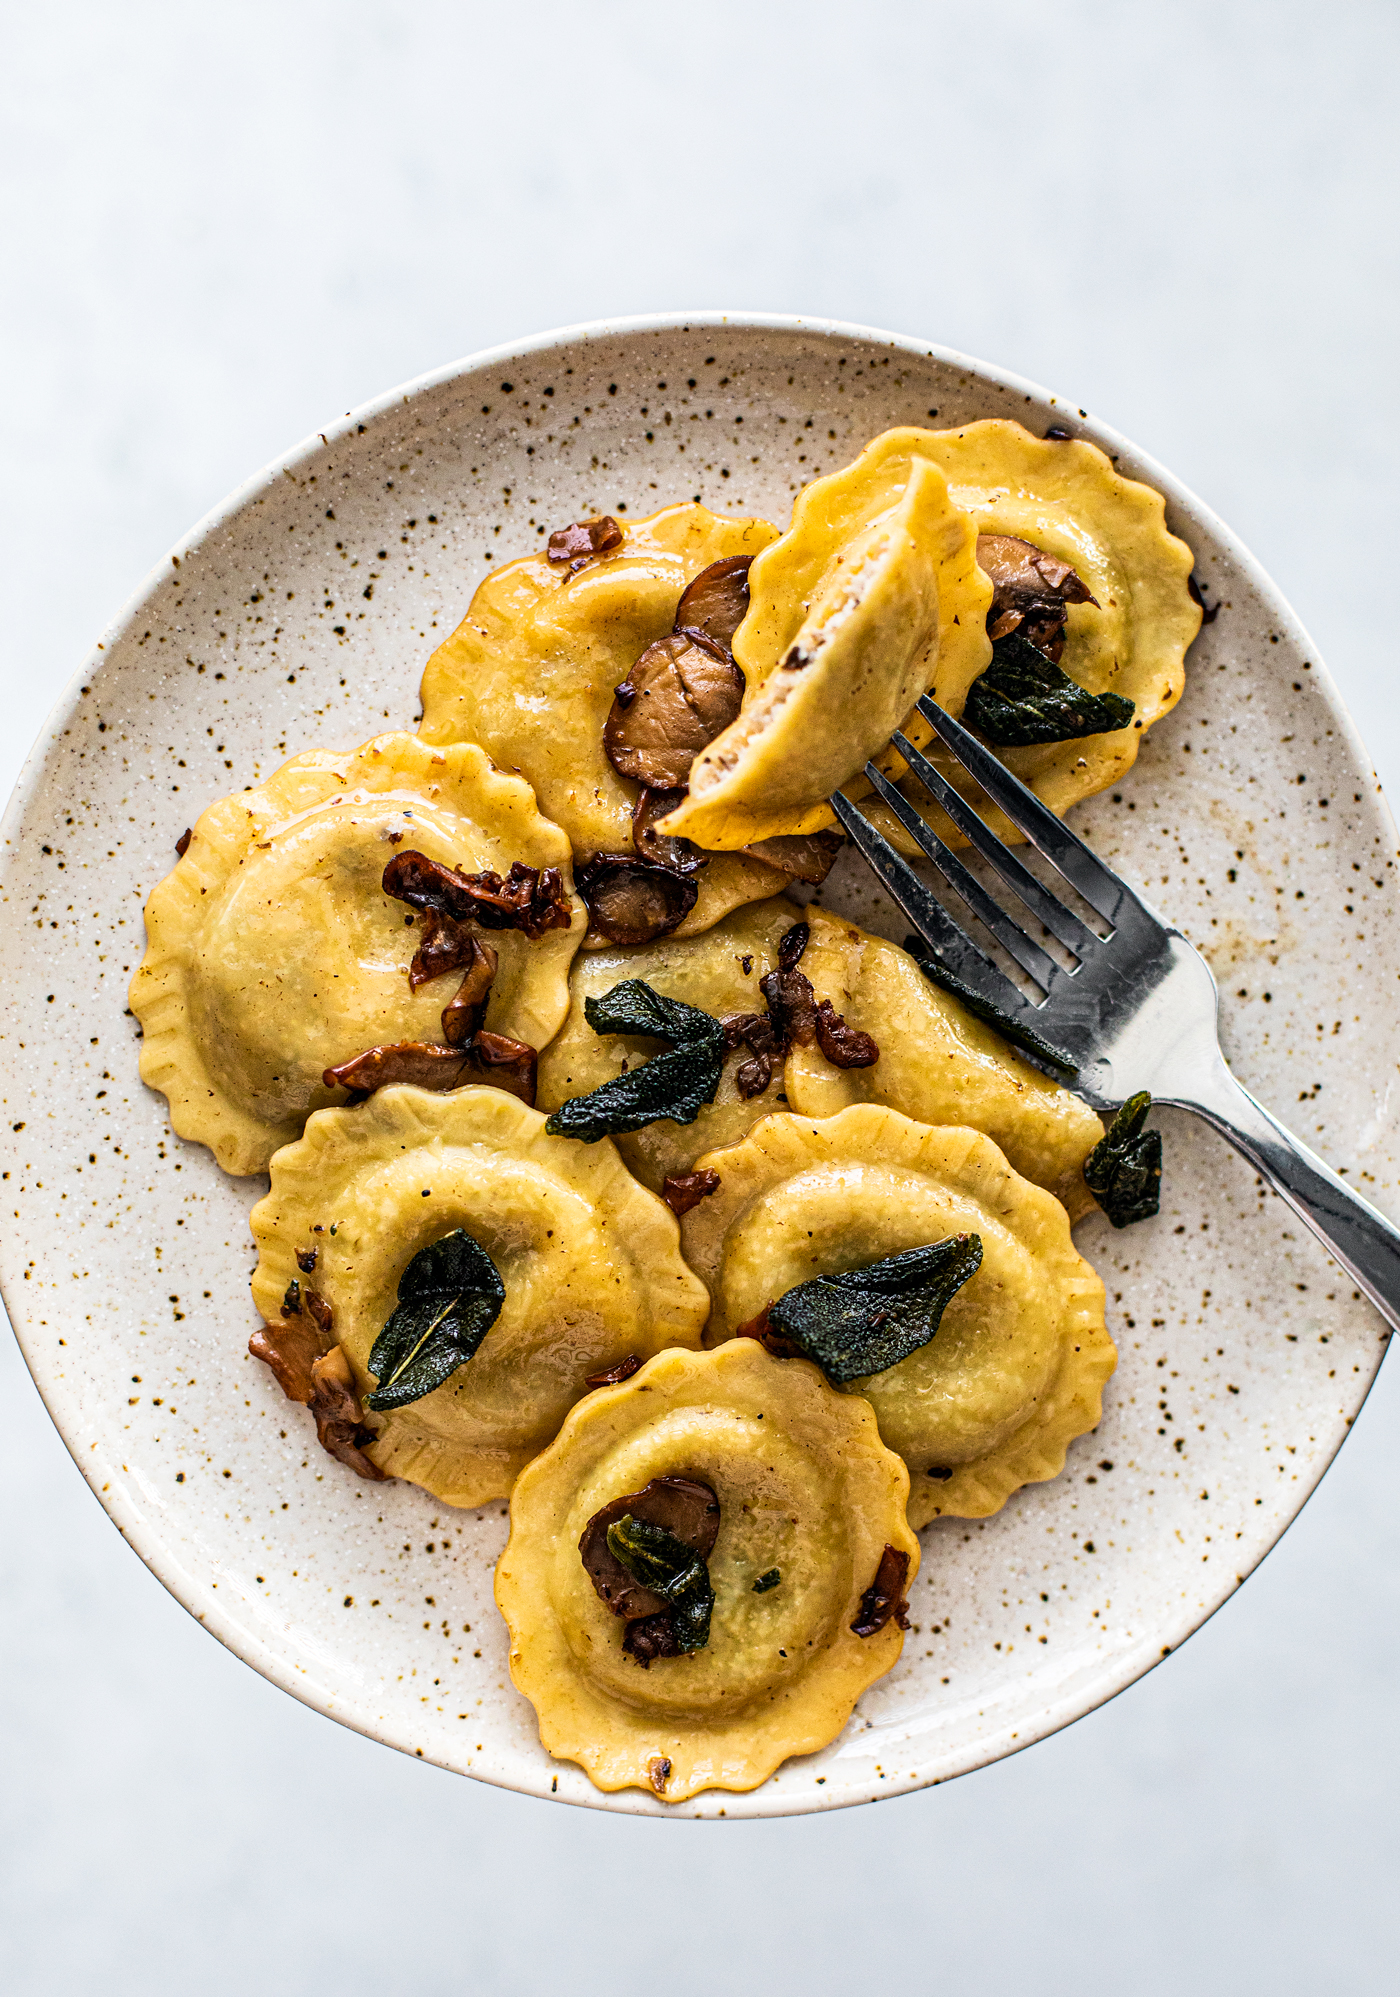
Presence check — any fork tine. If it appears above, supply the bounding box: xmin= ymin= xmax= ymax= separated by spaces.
xmin=860 ymin=761 xmax=1063 ymax=989
xmin=890 ymin=730 xmax=1100 ymax=958
xmin=828 ymin=792 xmax=1040 ymax=1019
xmin=915 ymin=697 xmax=1135 ymax=925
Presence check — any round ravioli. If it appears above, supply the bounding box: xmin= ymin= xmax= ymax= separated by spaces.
xmin=684 ymin=1105 xmax=1113 ymax=1528
xmin=130 ymin=734 xmax=580 ymax=1175
xmin=786 ymin=913 xmax=1103 ymax=1219
xmin=662 ymin=453 xmax=991 ymax=849
xmin=417 ymin=502 xmax=789 ymax=940
xmin=249 ymin=1086 xmax=709 ymax=1506
xmin=846 ymin=421 xmax=1200 ymax=849
xmin=496 ymin=1340 xmax=918 ymax=1802
xmin=536 ymin=898 xmax=804 ymax=1194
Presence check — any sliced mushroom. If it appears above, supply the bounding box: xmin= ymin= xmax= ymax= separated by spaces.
xmin=661 ymin=1168 xmax=721 ymax=1216
xmin=462 ymin=1029 xmax=538 ymax=1105
xmin=308 ymin=1345 xmax=385 ymax=1481
xmin=814 ymin=999 xmax=879 ymax=1069
xmin=674 ymin=554 xmax=754 ymax=652
xmin=977 ymin=532 xmax=1097 ymax=662
xmin=850 ymin=1544 xmax=911 ymax=1637
xmin=740 ymin=829 xmax=845 ymax=885
xmin=249 ymin=1315 xmax=327 ymax=1404
xmin=408 ymin=913 xmax=481 ymax=993
xmin=603 ymin=633 xmax=745 ymax=790
xmin=383 ymin=850 xmax=572 ymax=940
xmin=574 ymin=854 xmax=699 ymax=945
xmin=547 ymin=515 xmax=623 ymax=565
xmin=440 ymin=937 xmax=498 ymax=1045
xmin=324 ymin=1040 xmax=470 ymax=1094
xmin=632 ymin=786 xmax=707 ymax=873
xmin=579 ymin=1475 xmax=720 ymax=1620
xmin=721 ymin=1011 xmax=782 ymax=1098
xmin=584 ymin=1354 xmax=643 ymax=1388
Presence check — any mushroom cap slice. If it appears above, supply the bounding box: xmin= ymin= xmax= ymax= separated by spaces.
xmin=578 ymin=1474 xmax=720 ymax=1620
xmin=573 ymin=854 xmax=699 ymax=946
xmin=249 ymin=1086 xmax=709 ymax=1507
xmin=495 ymin=1341 xmax=918 ymax=1802
xmin=674 ymin=555 xmax=754 ymax=651
xmin=681 ymin=1103 xmax=1113 ymax=1529
xmin=660 ymin=454 xmax=991 ymax=848
xmin=603 ymin=632 xmax=745 ymax=790
xmin=418 ymin=502 xmax=789 ymax=942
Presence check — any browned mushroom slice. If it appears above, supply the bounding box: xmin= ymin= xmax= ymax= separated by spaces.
xmin=249 ymin=1314 xmax=326 ymax=1404
xmin=546 ymin=514 xmax=623 ymax=565
xmin=408 ymin=913 xmax=481 ymax=992
xmin=584 ymin=1354 xmax=643 ymax=1388
xmin=574 ymin=854 xmax=699 ymax=946
xmin=308 ymin=1346 xmax=386 ymax=1481
xmin=323 ymin=1041 xmax=469 ymax=1094
xmin=579 ymin=1475 xmax=720 ymax=1620
xmin=383 ymin=850 xmax=572 ymax=940
xmin=849 ymin=1544 xmax=911 ymax=1637
xmin=976 ymin=532 xmax=1097 ymax=661
xmin=440 ymin=937 xmax=498 ymax=1045
xmin=632 ymin=786 xmax=707 ymax=873
xmin=721 ymin=1011 xmax=782 ymax=1098
xmin=603 ymin=633 xmax=745 ymax=790
xmin=462 ymin=1030 xmax=538 ymax=1106
xmin=674 ymin=554 xmax=754 ymax=652
xmin=741 ymin=829 xmax=844 ymax=885
xmin=661 ymin=1168 xmax=721 ymax=1216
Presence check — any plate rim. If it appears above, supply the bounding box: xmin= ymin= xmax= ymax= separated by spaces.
xmin=4 ymin=309 xmax=1396 ymax=1817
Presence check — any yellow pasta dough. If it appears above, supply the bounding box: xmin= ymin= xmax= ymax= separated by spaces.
xmin=848 ymin=421 xmax=1200 ymax=848
xmin=249 ymin=1086 xmax=709 ymax=1505
xmin=662 ymin=452 xmax=991 ymax=847
xmin=417 ymin=502 xmax=789 ymax=940
xmin=130 ymin=733 xmax=580 ymax=1175
xmin=785 ymin=912 xmax=1103 ymax=1219
xmin=536 ymin=898 xmax=805 ymax=1193
xmin=496 ymin=1340 xmax=919 ymax=1801
xmin=683 ymin=1105 xmax=1113 ymax=1527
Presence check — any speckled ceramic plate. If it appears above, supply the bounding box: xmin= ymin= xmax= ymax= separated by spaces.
xmin=3 ymin=314 xmax=1397 ymax=1818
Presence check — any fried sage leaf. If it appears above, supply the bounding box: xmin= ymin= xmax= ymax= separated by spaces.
xmin=1084 ymin=1090 xmax=1162 ymax=1227
xmin=966 ymin=629 xmax=1135 ymax=746
xmin=366 ymin=1228 xmax=506 ymax=1411
xmin=605 ymin=1513 xmax=714 ymax=1653
xmin=901 ymin=934 xmax=1078 ymax=1081
xmin=767 ymin=1236 xmax=984 ymax=1385
xmin=544 ymin=979 xmax=725 ymax=1141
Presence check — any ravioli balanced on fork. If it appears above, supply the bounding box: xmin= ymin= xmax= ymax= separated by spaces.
xmin=132 ymin=419 xmax=1211 ymax=1801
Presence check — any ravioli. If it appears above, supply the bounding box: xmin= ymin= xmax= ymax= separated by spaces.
xmin=536 ymin=899 xmax=802 ymax=1193
xmin=684 ymin=1105 xmax=1113 ymax=1527
xmin=840 ymin=422 xmax=1200 ymax=848
xmin=417 ymin=503 xmax=789 ymax=940
xmin=785 ymin=913 xmax=1103 ymax=1219
xmin=661 ymin=454 xmax=991 ymax=848
xmin=495 ymin=1340 xmax=919 ymax=1801
xmin=249 ymin=1086 xmax=709 ymax=1506
xmin=130 ymin=734 xmax=580 ymax=1175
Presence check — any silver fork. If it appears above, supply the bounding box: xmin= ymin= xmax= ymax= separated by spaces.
xmin=830 ymin=694 xmax=1400 ymax=1331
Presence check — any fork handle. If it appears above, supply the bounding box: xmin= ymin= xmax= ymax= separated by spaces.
xmin=1164 ymin=1055 xmax=1400 ymax=1333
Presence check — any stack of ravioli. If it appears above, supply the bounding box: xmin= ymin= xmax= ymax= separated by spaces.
xmin=130 ymin=421 xmax=1199 ymax=1804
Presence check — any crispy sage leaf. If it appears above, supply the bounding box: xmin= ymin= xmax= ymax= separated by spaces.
xmin=901 ymin=934 xmax=1078 ymax=1081
xmin=768 ymin=1236 xmax=984 ymax=1385
xmin=544 ymin=979 xmax=725 ymax=1142
xmin=606 ymin=1513 xmax=714 ymax=1652
xmin=966 ymin=629 xmax=1135 ymax=746
xmin=366 ymin=1228 xmax=505 ymax=1411
xmin=1084 ymin=1091 xmax=1162 ymax=1227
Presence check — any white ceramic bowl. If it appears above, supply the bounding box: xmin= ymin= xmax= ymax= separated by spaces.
xmin=3 ymin=314 xmax=1397 ymax=1818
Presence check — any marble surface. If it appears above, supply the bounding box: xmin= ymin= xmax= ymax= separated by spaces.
xmin=3 ymin=0 xmax=1399 ymax=1985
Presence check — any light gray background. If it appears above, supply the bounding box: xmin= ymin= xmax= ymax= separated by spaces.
xmin=4 ymin=2 xmax=1398 ymax=1990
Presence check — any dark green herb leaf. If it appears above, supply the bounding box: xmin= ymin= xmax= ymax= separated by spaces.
xmin=1084 ymin=1091 xmax=1162 ymax=1227
xmin=902 ymin=935 xmax=1078 ymax=1081
xmin=606 ymin=1513 xmax=714 ymax=1651
xmin=966 ymin=629 xmax=1136 ymax=746
xmin=366 ymin=1228 xmax=506 ymax=1412
xmin=769 ymin=1236 xmax=984 ymax=1385
xmin=544 ymin=978 xmax=726 ymax=1142
xmin=752 ymin=1568 xmax=781 ymax=1594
